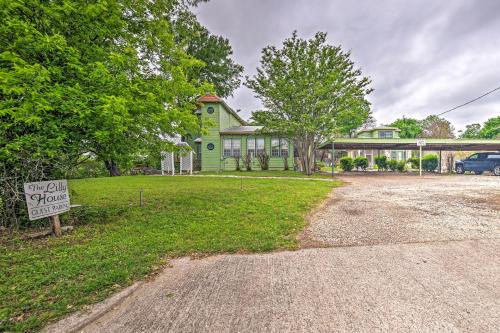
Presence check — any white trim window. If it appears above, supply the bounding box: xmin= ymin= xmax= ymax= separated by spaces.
xmin=271 ymin=138 xmax=289 ymax=157
xmin=247 ymin=138 xmax=255 ymax=157
xmin=223 ymin=138 xmax=241 ymax=157
xmin=378 ymin=131 xmax=393 ymax=139
xmin=256 ymin=138 xmax=265 ymax=155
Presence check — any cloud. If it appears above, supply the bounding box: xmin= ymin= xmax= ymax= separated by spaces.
xmin=194 ymin=0 xmax=500 ymax=131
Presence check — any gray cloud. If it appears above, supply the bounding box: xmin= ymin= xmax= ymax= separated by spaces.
xmin=194 ymin=0 xmax=500 ymax=131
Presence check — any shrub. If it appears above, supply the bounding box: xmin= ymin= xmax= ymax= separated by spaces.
xmin=407 ymin=157 xmax=420 ymax=169
xmin=243 ymin=154 xmax=252 ymax=171
xmin=339 ymin=156 xmax=354 ymax=171
xmin=396 ymin=160 xmax=406 ymax=172
xmin=257 ymin=152 xmax=270 ymax=170
xmin=422 ymin=154 xmax=438 ymax=172
xmin=388 ymin=159 xmax=398 ymax=171
xmin=374 ymin=155 xmax=388 ymax=171
xmin=353 ymin=156 xmax=369 ymax=171
xmin=233 ymin=155 xmax=241 ymax=171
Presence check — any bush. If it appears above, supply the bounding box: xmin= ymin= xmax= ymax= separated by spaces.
xmin=388 ymin=159 xmax=398 ymax=171
xmin=422 ymin=154 xmax=438 ymax=171
xmin=374 ymin=155 xmax=388 ymax=171
xmin=407 ymin=157 xmax=420 ymax=169
xmin=339 ymin=156 xmax=354 ymax=171
xmin=257 ymin=152 xmax=270 ymax=170
xmin=396 ymin=160 xmax=406 ymax=172
xmin=353 ymin=156 xmax=369 ymax=171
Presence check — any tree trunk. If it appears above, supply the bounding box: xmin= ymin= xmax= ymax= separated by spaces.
xmin=105 ymin=160 xmax=121 ymax=177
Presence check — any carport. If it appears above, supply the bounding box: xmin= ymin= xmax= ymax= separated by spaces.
xmin=320 ymin=138 xmax=500 ymax=173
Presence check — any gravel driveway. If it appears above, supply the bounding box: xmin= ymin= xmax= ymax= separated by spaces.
xmin=308 ymin=174 xmax=500 ymax=246
xmin=46 ymin=174 xmax=500 ymax=333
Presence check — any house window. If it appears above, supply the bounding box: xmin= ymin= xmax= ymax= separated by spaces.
xmin=281 ymin=139 xmax=289 ymax=157
xmin=247 ymin=138 xmax=255 ymax=157
xmin=271 ymin=138 xmax=280 ymax=157
xmin=207 ymin=106 xmax=214 ymax=114
xmin=256 ymin=138 xmax=265 ymax=156
xmin=378 ymin=131 xmax=393 ymax=138
xmin=271 ymin=138 xmax=289 ymax=157
xmin=232 ymin=138 xmax=241 ymax=157
xmin=207 ymin=143 xmax=214 ymax=150
xmin=223 ymin=138 xmax=241 ymax=157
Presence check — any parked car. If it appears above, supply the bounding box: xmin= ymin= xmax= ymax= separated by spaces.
xmin=455 ymin=152 xmax=500 ymax=176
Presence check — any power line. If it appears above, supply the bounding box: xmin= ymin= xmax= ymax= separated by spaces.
xmin=437 ymin=84 xmax=500 ymax=116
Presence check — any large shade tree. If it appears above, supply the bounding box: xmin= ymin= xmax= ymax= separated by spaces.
xmin=0 ymin=0 xmax=211 ymax=227
xmin=246 ymin=31 xmax=372 ymax=175
xmin=388 ymin=117 xmax=423 ymax=138
xmin=421 ymin=115 xmax=455 ymax=138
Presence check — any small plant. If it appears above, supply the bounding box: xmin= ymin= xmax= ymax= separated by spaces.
xmin=422 ymin=154 xmax=438 ymax=172
xmin=407 ymin=157 xmax=419 ymax=169
xmin=243 ymin=154 xmax=252 ymax=171
xmin=374 ymin=155 xmax=388 ymax=171
xmin=353 ymin=156 xmax=369 ymax=171
xmin=339 ymin=156 xmax=354 ymax=171
xmin=257 ymin=152 xmax=270 ymax=170
xmin=233 ymin=155 xmax=242 ymax=171
xmin=396 ymin=160 xmax=406 ymax=172
xmin=388 ymin=159 xmax=398 ymax=172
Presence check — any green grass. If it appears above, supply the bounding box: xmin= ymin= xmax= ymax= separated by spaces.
xmin=198 ymin=170 xmax=335 ymax=178
xmin=0 ymin=176 xmax=340 ymax=332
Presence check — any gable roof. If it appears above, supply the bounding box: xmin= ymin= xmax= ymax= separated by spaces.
xmin=220 ymin=126 xmax=263 ymax=134
xmin=197 ymin=95 xmax=247 ymax=125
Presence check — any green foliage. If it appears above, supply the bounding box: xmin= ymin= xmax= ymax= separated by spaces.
xmin=0 ymin=0 xmax=213 ymax=228
xmin=396 ymin=161 xmax=406 ymax=172
xmin=67 ymin=158 xmax=109 ymax=179
xmin=172 ymin=11 xmax=244 ymax=97
xmin=459 ymin=116 xmax=500 ymax=139
xmin=388 ymin=159 xmax=398 ymax=171
xmin=353 ymin=156 xmax=369 ymax=170
xmin=374 ymin=155 xmax=388 ymax=171
xmin=459 ymin=123 xmax=481 ymax=139
xmin=0 ymin=176 xmax=339 ymax=332
xmin=407 ymin=157 xmax=420 ymax=169
xmin=422 ymin=154 xmax=438 ymax=171
xmin=389 ymin=117 xmax=423 ymax=138
xmin=246 ymin=31 xmax=371 ymax=175
xmin=339 ymin=156 xmax=354 ymax=171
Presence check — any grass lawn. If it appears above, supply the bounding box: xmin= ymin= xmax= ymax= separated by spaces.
xmin=0 ymin=175 xmax=340 ymax=332
xmin=198 ymin=170 xmax=335 ymax=178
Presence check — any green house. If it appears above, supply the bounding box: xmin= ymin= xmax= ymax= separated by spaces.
xmin=186 ymin=95 xmax=292 ymax=171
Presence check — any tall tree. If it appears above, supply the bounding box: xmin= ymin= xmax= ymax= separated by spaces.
xmin=459 ymin=123 xmax=481 ymax=139
xmin=389 ymin=117 xmax=423 ymax=138
xmin=172 ymin=11 xmax=244 ymax=97
xmin=0 ymin=0 xmax=210 ymax=227
xmin=479 ymin=116 xmax=500 ymax=139
xmin=246 ymin=31 xmax=371 ymax=175
xmin=421 ymin=115 xmax=455 ymax=138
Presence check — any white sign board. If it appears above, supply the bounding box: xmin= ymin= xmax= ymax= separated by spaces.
xmin=24 ymin=180 xmax=70 ymax=221
xmin=416 ymin=139 xmax=427 ymax=147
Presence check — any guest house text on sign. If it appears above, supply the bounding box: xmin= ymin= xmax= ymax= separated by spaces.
xmin=24 ymin=180 xmax=70 ymax=220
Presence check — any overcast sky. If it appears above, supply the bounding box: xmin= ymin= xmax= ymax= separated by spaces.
xmin=194 ymin=0 xmax=500 ymax=132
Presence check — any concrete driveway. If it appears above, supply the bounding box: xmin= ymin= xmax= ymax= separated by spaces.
xmin=46 ymin=175 xmax=500 ymax=333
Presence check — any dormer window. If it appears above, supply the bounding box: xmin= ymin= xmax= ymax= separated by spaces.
xmin=378 ymin=131 xmax=393 ymax=138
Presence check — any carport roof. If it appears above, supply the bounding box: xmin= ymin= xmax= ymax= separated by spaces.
xmin=320 ymin=138 xmax=500 ymax=151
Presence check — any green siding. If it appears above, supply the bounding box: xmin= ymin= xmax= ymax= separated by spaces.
xmin=198 ymin=101 xmax=292 ymax=171
xmin=201 ymin=103 xmax=222 ymax=171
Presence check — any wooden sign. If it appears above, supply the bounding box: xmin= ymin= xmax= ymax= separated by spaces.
xmin=24 ymin=180 xmax=70 ymax=221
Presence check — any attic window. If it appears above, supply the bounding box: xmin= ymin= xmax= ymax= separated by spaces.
xmin=378 ymin=131 xmax=393 ymax=138
xmin=207 ymin=106 xmax=214 ymax=114
xmin=207 ymin=143 xmax=215 ymax=150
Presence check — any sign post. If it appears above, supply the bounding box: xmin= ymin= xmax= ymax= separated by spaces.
xmin=24 ymin=180 xmax=70 ymax=237
xmin=331 ymin=141 xmax=335 ymax=177
xmin=416 ymin=139 xmax=427 ymax=176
